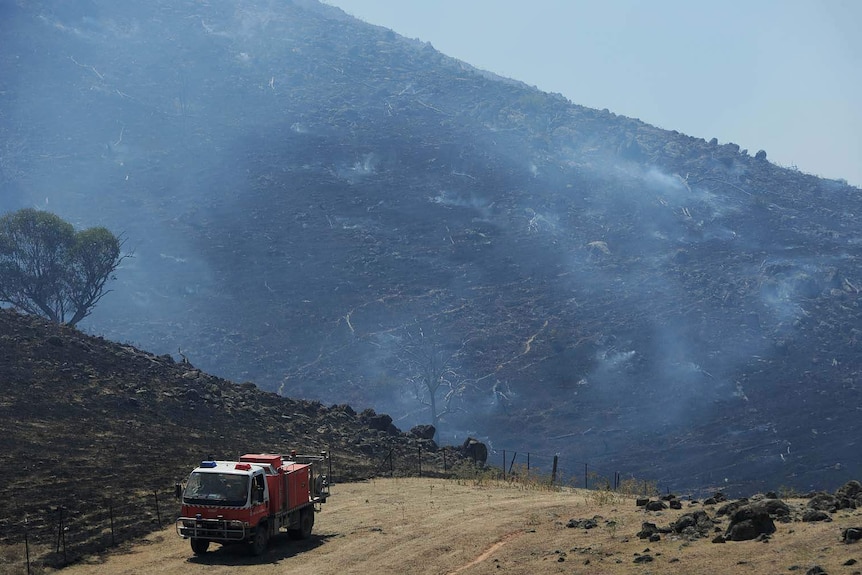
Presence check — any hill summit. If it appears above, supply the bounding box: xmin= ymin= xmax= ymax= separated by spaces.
xmin=1 ymin=0 xmax=861 ymax=495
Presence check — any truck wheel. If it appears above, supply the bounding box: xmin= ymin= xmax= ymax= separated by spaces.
xmin=289 ymin=507 xmax=314 ymax=540
xmin=190 ymin=538 xmax=210 ymax=555
xmin=250 ymin=525 xmax=269 ymax=556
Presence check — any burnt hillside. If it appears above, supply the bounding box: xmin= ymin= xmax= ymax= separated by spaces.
xmin=1 ymin=0 xmax=861 ymax=494
xmin=0 ymin=308 xmax=450 ymax=562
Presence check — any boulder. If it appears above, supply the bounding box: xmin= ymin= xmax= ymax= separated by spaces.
xmin=836 ymin=480 xmax=862 ymax=509
xmin=359 ymin=408 xmax=400 ymax=435
xmin=843 ymin=528 xmax=862 ymax=544
xmin=671 ymin=510 xmax=714 ymax=538
xmin=808 ymin=492 xmax=839 ymax=513
xmin=461 ymin=437 xmax=488 ymax=465
xmin=801 ymin=509 xmax=831 ymax=522
xmin=724 ymin=502 xmax=776 ymax=541
xmin=408 ymin=424 xmax=436 ymax=440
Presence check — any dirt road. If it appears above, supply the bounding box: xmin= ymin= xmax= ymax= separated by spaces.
xmin=55 ymin=478 xmax=861 ymax=575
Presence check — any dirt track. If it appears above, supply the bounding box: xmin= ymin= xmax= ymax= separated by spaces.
xmin=54 ymin=478 xmax=861 ymax=575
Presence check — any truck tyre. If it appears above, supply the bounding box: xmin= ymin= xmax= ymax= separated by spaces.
xmin=289 ymin=507 xmax=315 ymax=540
xmin=190 ymin=538 xmax=210 ymax=555
xmin=250 ymin=525 xmax=269 ymax=556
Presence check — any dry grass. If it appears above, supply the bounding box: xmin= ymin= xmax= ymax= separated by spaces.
xmin=53 ymin=477 xmax=862 ymax=575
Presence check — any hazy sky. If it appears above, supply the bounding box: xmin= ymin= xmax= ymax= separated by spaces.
xmin=325 ymin=0 xmax=861 ymax=187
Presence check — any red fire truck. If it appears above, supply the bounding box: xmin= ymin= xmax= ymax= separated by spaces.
xmin=176 ymin=452 xmax=330 ymax=555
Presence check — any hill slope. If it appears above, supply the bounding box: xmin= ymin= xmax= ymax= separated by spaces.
xmin=0 ymin=308 xmax=451 ymax=565
xmin=1 ymin=0 xmax=861 ymax=493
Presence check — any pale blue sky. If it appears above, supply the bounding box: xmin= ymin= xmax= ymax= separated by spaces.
xmin=326 ymin=1 xmax=861 ymax=187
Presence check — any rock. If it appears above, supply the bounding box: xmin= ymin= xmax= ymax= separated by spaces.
xmin=808 ymin=492 xmax=839 ymax=513
xmin=669 ymin=499 xmax=683 ymax=509
xmin=635 ymin=497 xmax=649 ymax=507
xmin=637 ymin=522 xmax=660 ymax=539
xmin=633 ymin=555 xmax=654 ymax=564
xmin=461 ymin=437 xmax=488 ymax=465
xmin=755 ymin=149 xmax=767 ymax=161
xmin=805 ymin=565 xmax=826 ymax=575
xmin=712 ymin=534 xmax=726 ymax=543
xmin=836 ymin=480 xmax=862 ymax=509
xmin=704 ymin=492 xmax=727 ymax=505
xmin=671 ymin=510 xmax=714 ymax=537
xmin=645 ymin=500 xmax=667 ymax=511
xmin=408 ymin=424 xmax=436 ymax=440
xmin=566 ymin=518 xmax=598 ymax=529
xmin=724 ymin=502 xmax=776 ymax=541
xmin=801 ymin=509 xmax=831 ymax=522
xmin=716 ymin=500 xmax=746 ymax=517
xmin=760 ymin=498 xmax=791 ymax=518
xmin=843 ymin=528 xmax=862 ymax=544
xmin=649 ymin=533 xmax=661 ymax=542
xmin=359 ymin=408 xmax=400 ymax=435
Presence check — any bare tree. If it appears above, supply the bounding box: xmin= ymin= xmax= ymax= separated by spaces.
xmin=396 ymin=324 xmax=471 ymax=442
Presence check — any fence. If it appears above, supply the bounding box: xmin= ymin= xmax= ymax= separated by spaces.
xmin=372 ymin=443 xmax=660 ymax=496
xmin=2 ymin=446 xmax=655 ymax=573
xmin=1 ymin=487 xmax=178 ymax=574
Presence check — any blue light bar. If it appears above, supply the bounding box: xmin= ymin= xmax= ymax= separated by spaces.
xmin=200 ymin=460 xmax=218 ymax=468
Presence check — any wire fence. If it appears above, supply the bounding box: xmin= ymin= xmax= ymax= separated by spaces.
xmin=2 ymin=446 xmax=655 ymax=573
xmin=1 ymin=487 xmax=179 ymax=574
xmin=373 ymin=443 xmax=659 ymax=496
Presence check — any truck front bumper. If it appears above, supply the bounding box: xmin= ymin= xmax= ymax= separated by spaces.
xmin=176 ymin=517 xmax=249 ymax=541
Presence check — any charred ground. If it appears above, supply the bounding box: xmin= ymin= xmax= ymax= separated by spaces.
xmin=0 ymin=308 xmax=453 ymax=566
xmin=1 ymin=0 xmax=861 ymax=496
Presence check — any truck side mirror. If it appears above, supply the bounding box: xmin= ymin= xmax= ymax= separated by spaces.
xmin=255 ymin=486 xmax=265 ymax=504
xmin=175 ymin=483 xmax=183 ymax=500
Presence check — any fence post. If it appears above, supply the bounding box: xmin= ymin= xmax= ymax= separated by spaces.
xmin=418 ymin=444 xmax=422 ymax=477
xmin=24 ymin=519 xmax=31 ymax=575
xmin=109 ymin=503 xmax=116 ymax=546
xmin=551 ymin=455 xmax=558 ymax=484
xmin=56 ymin=506 xmax=67 ymax=565
xmin=526 ymin=453 xmax=530 ymax=473
xmin=443 ymin=450 xmax=447 ymax=472
xmin=502 ymin=450 xmax=506 ymax=480
xmin=154 ymin=491 xmax=162 ymax=528
xmin=508 ymin=452 xmax=517 ymax=475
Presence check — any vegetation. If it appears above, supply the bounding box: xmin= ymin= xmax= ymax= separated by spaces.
xmin=0 ymin=208 xmax=125 ymax=326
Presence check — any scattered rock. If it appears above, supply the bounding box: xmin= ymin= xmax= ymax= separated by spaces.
xmin=633 ymin=555 xmax=654 ymax=564
xmin=645 ymin=500 xmax=667 ymax=511
xmin=724 ymin=502 xmax=776 ymax=541
xmin=808 ymin=492 xmax=840 ymax=513
xmin=637 ymin=522 xmax=660 ymax=539
xmin=801 ymin=509 xmax=831 ymax=522
xmin=843 ymin=528 xmax=862 ymax=544
xmin=566 ymin=518 xmax=598 ymax=529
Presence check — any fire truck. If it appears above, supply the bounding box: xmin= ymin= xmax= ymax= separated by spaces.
xmin=175 ymin=451 xmax=330 ymax=555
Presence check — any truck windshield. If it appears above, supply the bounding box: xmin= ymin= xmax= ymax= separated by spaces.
xmin=183 ymin=472 xmax=250 ymax=506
